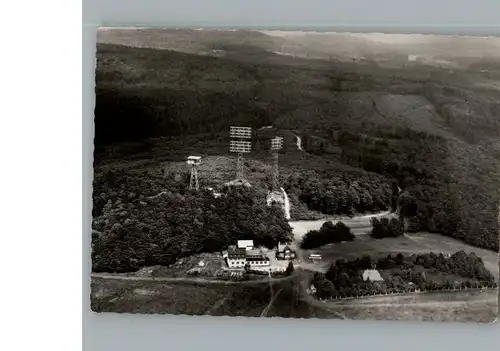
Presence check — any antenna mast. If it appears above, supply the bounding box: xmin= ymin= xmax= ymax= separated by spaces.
xmin=229 ymin=126 xmax=252 ymax=181
xmin=270 ymin=137 xmax=283 ymax=192
xmin=266 ymin=136 xmax=289 ymax=219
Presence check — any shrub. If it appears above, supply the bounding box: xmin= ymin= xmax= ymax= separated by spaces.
xmin=312 ymin=250 xmax=496 ymax=299
xmin=370 ymin=217 xmax=404 ymax=239
xmin=301 ymin=221 xmax=355 ymax=249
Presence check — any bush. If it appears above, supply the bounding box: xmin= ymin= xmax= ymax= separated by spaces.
xmin=412 ymin=251 xmax=496 ymax=284
xmin=301 ymin=221 xmax=355 ymax=249
xmin=312 ymin=250 xmax=496 ymax=299
xmin=397 ymin=191 xmax=418 ymax=217
xmin=370 ymin=217 xmax=404 ymax=239
xmin=312 ymin=272 xmax=337 ymax=299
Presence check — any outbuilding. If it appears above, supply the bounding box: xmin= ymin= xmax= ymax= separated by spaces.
xmin=276 ymin=242 xmax=296 ymax=260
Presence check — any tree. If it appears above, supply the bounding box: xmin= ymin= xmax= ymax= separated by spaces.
xmin=286 ymin=261 xmax=294 ymax=275
xmin=92 ymin=186 xmax=294 ymax=273
xmin=300 ymin=221 xmax=355 ymax=249
xmin=370 ymin=217 xmax=404 ymax=239
xmin=398 ymin=191 xmax=418 ymax=217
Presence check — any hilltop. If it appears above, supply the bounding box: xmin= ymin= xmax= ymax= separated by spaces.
xmin=93 ymin=30 xmax=500 ymax=253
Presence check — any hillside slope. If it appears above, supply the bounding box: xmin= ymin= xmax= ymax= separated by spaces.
xmin=93 ymin=35 xmax=500 ymax=252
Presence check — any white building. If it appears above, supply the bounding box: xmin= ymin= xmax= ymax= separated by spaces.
xmin=309 ymin=253 xmax=322 ymax=261
xmin=227 ymin=247 xmax=247 ymax=269
xmin=237 ymin=240 xmax=254 ymax=251
xmin=226 ymin=242 xmax=270 ymax=269
xmin=362 ymin=269 xmax=383 ymax=282
xmin=246 ymin=255 xmax=270 ymax=267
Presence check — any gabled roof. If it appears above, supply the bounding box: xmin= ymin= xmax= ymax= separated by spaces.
xmin=228 ymin=247 xmax=246 ymax=259
xmin=278 ymin=242 xmax=295 ymax=252
xmin=362 ymin=269 xmax=383 ymax=282
xmin=246 ymin=248 xmax=263 ymax=256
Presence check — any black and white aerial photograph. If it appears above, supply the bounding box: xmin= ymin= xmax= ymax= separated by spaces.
xmin=91 ymin=27 xmax=500 ymax=323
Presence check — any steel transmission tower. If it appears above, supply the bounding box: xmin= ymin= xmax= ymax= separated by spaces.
xmin=266 ymin=136 xmax=288 ymax=218
xmin=270 ymin=137 xmax=284 ymax=192
xmin=187 ymin=156 xmax=201 ymax=191
xmin=229 ymin=126 xmax=252 ymax=181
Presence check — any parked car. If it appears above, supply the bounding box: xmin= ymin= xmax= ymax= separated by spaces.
xmin=308 ymin=253 xmax=322 ymax=261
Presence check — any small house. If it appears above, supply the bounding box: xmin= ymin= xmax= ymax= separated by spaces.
xmin=362 ymin=269 xmax=383 ymax=282
xmin=276 ymin=242 xmax=296 ymax=260
xmin=227 ymin=247 xmax=247 ymax=269
xmin=308 ymin=253 xmax=322 ymax=261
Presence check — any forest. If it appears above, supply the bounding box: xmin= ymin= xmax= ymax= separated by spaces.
xmin=93 ymin=39 xmax=500 ymax=255
xmin=284 ymin=170 xmax=393 ymax=216
xmin=312 ymin=251 xmax=497 ymax=299
xmin=92 ymin=175 xmax=292 ymax=273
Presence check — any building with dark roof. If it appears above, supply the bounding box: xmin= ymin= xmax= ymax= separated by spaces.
xmin=227 ymin=247 xmax=247 ymax=268
xmin=226 ymin=243 xmax=271 ymax=269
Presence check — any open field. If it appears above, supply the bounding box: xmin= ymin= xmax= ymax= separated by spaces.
xmin=90 ymin=273 xmax=342 ymax=319
xmin=289 ymin=211 xmax=393 ymax=241
xmin=325 ymin=289 xmax=498 ymax=323
xmin=405 ymin=232 xmax=499 ymax=280
xmin=90 ymin=272 xmax=497 ymax=322
xmin=297 ymin=232 xmax=499 ymax=280
xmin=92 ymin=276 xmax=269 ymax=316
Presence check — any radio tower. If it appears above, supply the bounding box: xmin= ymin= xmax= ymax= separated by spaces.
xmin=266 ymin=136 xmax=289 ymax=219
xmin=266 ymin=136 xmax=287 ymax=210
xmin=229 ymin=126 xmax=252 ymax=182
xmin=187 ymin=156 xmax=201 ymax=191
xmin=270 ymin=137 xmax=283 ymax=192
